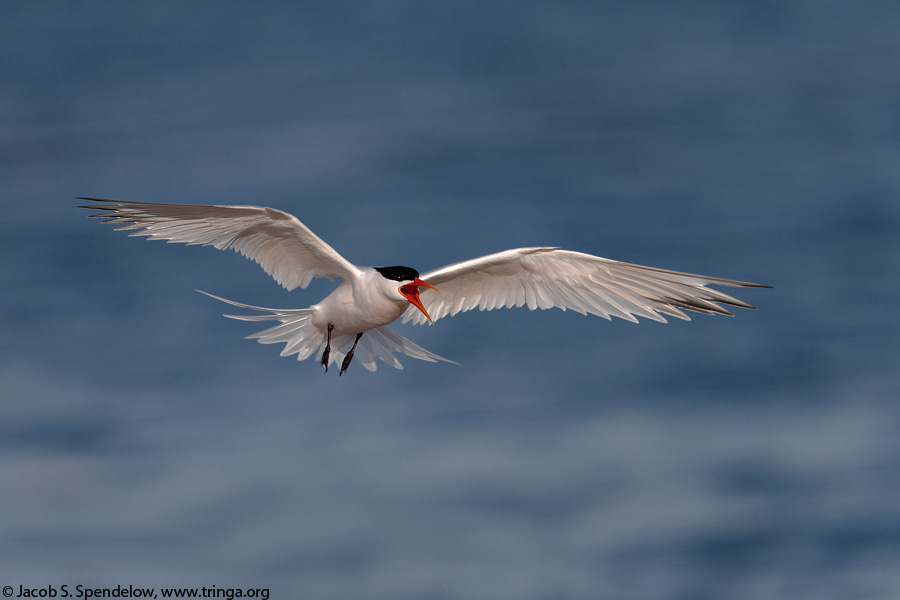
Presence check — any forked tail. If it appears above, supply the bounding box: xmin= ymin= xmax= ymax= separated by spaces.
xmin=198 ymin=291 xmax=457 ymax=371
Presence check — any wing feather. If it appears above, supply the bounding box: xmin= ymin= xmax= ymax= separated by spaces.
xmin=402 ymin=247 xmax=769 ymax=325
xmin=79 ymin=198 xmax=361 ymax=289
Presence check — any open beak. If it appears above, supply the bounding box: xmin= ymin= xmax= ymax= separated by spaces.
xmin=399 ymin=277 xmax=437 ymax=324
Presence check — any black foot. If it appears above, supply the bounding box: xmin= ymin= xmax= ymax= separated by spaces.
xmin=339 ymin=332 xmax=364 ymax=376
xmin=321 ymin=323 xmax=334 ymax=372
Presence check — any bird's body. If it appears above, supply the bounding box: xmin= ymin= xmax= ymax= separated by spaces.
xmin=80 ymin=198 xmax=769 ymax=374
xmin=313 ymin=269 xmax=410 ymax=334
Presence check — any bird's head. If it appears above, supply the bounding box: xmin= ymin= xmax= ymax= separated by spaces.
xmin=374 ymin=266 xmax=437 ymax=324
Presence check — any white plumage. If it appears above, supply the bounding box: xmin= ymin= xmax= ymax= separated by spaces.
xmin=80 ymin=198 xmax=768 ymax=374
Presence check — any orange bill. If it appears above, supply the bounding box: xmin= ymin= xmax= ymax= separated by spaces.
xmin=399 ymin=277 xmax=437 ymax=324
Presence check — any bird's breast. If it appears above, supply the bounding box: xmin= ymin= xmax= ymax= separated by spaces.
xmin=311 ymin=280 xmax=407 ymax=334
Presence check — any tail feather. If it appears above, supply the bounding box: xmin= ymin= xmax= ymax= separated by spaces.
xmin=369 ymin=327 xmax=459 ymax=365
xmin=197 ymin=291 xmax=456 ymax=371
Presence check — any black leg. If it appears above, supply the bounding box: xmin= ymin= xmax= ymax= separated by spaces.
xmin=321 ymin=323 xmax=334 ymax=372
xmin=339 ymin=332 xmax=364 ymax=376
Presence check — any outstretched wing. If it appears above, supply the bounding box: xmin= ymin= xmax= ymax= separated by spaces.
xmin=403 ymin=247 xmax=769 ymax=325
xmin=79 ymin=198 xmax=361 ymax=289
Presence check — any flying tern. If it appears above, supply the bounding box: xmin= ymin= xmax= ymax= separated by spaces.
xmin=80 ymin=198 xmax=769 ymax=375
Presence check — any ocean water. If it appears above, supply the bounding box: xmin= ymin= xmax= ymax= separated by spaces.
xmin=2 ymin=2 xmax=899 ymax=599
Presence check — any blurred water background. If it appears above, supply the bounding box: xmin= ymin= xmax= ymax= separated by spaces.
xmin=2 ymin=2 xmax=899 ymax=599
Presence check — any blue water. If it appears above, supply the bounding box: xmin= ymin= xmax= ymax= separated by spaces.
xmin=2 ymin=2 xmax=899 ymax=598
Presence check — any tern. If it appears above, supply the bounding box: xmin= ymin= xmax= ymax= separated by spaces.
xmin=80 ymin=198 xmax=769 ymax=375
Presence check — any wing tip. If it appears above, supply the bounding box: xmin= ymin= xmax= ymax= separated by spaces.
xmin=77 ymin=197 xmax=116 ymax=212
xmin=77 ymin=196 xmax=124 ymax=207
xmin=723 ymin=280 xmax=773 ymax=290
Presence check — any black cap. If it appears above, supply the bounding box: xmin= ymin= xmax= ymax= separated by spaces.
xmin=374 ymin=266 xmax=420 ymax=282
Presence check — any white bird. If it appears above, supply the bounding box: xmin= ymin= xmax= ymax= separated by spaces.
xmin=80 ymin=198 xmax=769 ymax=375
